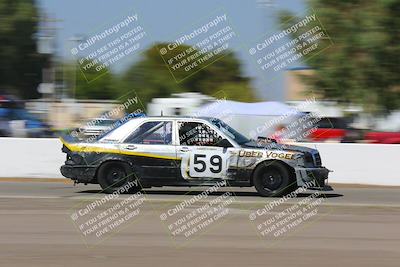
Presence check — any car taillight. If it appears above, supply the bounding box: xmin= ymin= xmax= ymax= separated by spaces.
xmin=61 ymin=144 xmax=69 ymax=153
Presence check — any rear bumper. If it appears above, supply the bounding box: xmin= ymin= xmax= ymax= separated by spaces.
xmin=294 ymin=166 xmax=330 ymax=188
xmin=60 ymin=165 xmax=97 ymax=183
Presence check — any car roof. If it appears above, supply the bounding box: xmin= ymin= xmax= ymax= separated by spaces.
xmin=138 ymin=116 xmax=216 ymax=121
xmin=99 ymin=115 xmax=226 ymax=143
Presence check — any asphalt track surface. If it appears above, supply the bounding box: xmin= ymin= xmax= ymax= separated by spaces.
xmin=0 ymin=181 xmax=400 ymax=267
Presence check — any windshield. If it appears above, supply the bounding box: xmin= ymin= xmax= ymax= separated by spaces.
xmin=208 ymin=118 xmax=250 ymax=145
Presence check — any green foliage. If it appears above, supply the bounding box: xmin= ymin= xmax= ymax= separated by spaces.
xmin=63 ymin=43 xmax=258 ymax=103
xmin=0 ymin=0 xmax=47 ymax=99
xmin=280 ymin=0 xmax=400 ymax=113
xmin=63 ymin=60 xmax=116 ymax=100
xmin=118 ymin=43 xmax=258 ymax=105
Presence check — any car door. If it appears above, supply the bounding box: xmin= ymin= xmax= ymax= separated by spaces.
xmin=176 ymin=120 xmax=236 ymax=181
xmin=120 ymin=119 xmax=178 ymax=180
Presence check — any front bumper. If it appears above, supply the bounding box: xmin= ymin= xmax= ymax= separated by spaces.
xmin=60 ymin=165 xmax=97 ymax=183
xmin=294 ymin=166 xmax=330 ymax=189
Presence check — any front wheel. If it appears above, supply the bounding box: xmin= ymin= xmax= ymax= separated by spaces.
xmin=97 ymin=161 xmax=140 ymax=194
xmin=253 ymin=162 xmax=295 ymax=197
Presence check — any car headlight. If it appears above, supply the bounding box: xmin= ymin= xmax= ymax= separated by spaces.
xmin=304 ymin=152 xmax=314 ymax=166
xmin=295 ymin=154 xmax=305 ymax=167
xmin=241 ymin=157 xmax=257 ymax=167
xmin=295 ymin=153 xmax=315 ymax=167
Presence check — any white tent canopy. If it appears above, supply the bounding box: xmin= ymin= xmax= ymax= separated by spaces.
xmin=194 ymin=100 xmax=301 ymax=117
xmin=193 ymin=100 xmax=303 ymax=139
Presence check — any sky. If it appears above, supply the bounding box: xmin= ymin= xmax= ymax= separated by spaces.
xmin=38 ymin=0 xmax=306 ymax=101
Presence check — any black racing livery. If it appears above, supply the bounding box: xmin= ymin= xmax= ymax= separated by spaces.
xmin=60 ymin=116 xmax=331 ymax=196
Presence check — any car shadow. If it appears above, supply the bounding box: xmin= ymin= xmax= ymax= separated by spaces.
xmin=142 ymin=190 xmax=343 ymax=198
xmin=77 ymin=189 xmax=343 ymax=198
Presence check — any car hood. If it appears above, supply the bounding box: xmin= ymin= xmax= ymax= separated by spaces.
xmin=240 ymin=141 xmax=317 ymax=154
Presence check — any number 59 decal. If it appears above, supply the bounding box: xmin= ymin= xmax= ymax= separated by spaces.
xmin=189 ymin=151 xmax=227 ymax=178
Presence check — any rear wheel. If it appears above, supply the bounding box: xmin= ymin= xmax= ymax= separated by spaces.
xmin=253 ymin=162 xmax=295 ymax=197
xmin=97 ymin=161 xmax=140 ymax=194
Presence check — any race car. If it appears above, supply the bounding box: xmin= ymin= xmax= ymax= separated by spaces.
xmin=60 ymin=116 xmax=330 ymax=197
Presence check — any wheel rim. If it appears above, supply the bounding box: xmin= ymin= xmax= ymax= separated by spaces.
xmin=105 ymin=166 xmax=127 ymax=188
xmin=261 ymin=168 xmax=283 ymax=191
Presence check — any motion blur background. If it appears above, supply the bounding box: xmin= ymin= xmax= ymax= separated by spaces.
xmin=0 ymin=0 xmax=399 ymax=143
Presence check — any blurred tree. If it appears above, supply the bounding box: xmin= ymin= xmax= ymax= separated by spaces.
xmin=280 ymin=0 xmax=400 ymax=113
xmin=118 ymin=43 xmax=258 ymax=105
xmin=0 ymin=0 xmax=48 ymax=99
xmin=63 ymin=60 xmax=116 ymax=100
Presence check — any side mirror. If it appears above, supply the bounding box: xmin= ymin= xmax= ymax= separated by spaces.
xmin=217 ymin=138 xmax=233 ymax=148
xmin=257 ymin=136 xmax=277 ymax=144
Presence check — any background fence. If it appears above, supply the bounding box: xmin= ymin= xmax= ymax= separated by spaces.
xmin=0 ymin=138 xmax=398 ymax=186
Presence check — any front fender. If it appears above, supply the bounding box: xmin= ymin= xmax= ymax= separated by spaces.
xmin=249 ymin=159 xmax=296 ymax=186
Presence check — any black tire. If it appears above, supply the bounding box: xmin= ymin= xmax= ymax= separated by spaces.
xmin=253 ymin=161 xmax=296 ymax=197
xmin=97 ymin=161 xmax=140 ymax=194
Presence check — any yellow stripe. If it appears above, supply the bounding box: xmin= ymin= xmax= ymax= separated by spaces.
xmin=59 ymin=137 xmax=180 ymax=160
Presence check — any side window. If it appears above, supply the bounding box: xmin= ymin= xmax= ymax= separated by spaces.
xmin=125 ymin=121 xmax=172 ymax=145
xmin=178 ymin=121 xmax=224 ymax=146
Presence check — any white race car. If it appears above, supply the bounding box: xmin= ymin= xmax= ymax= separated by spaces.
xmin=60 ymin=116 xmax=330 ymax=196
